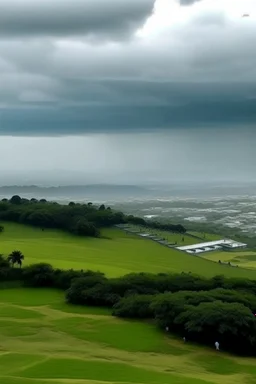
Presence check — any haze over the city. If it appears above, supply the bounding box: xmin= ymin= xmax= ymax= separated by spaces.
xmin=0 ymin=0 xmax=255 ymax=186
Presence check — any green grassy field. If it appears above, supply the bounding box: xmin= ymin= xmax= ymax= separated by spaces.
xmin=203 ymin=250 xmax=256 ymax=270
xmin=121 ymin=224 xmax=222 ymax=246
xmin=1 ymin=223 xmax=256 ymax=279
xmin=1 ymin=287 xmax=256 ymax=384
xmin=1 ymin=223 xmax=256 ymax=383
xmin=188 ymin=231 xmax=222 ymax=241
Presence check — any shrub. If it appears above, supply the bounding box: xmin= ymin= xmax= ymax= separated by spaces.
xmin=109 ymin=273 xmax=159 ymax=296
xmin=79 ymin=284 xmax=120 ymax=307
xmin=53 ymin=269 xmax=105 ymax=290
xmin=112 ymin=294 xmax=155 ymax=318
xmin=22 ymin=263 xmax=55 ymax=287
xmin=66 ymin=275 xmax=107 ymax=304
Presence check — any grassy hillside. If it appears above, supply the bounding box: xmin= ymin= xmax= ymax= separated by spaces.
xmin=1 ymin=222 xmax=256 ymax=279
xmin=1 ymin=287 xmax=256 ymax=384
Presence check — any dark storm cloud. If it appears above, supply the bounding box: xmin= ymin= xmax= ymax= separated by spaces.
xmin=1 ymin=82 xmax=256 ymax=136
xmin=0 ymin=0 xmax=155 ymax=39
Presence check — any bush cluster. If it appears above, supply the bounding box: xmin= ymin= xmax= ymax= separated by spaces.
xmin=1 ymin=258 xmax=256 ymax=355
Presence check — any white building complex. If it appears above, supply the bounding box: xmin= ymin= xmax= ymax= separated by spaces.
xmin=176 ymin=239 xmax=247 ymax=255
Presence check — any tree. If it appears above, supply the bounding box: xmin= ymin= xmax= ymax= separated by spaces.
xmin=8 ymin=250 xmax=24 ymax=268
xmin=0 ymin=225 xmax=4 ymax=233
xmin=126 ymin=215 xmax=146 ymax=226
xmin=174 ymin=301 xmax=256 ymax=353
xmin=151 ymin=292 xmax=188 ymax=328
xmin=23 ymin=263 xmax=54 ymax=287
xmin=113 ymin=295 xmax=155 ymax=318
xmin=10 ymin=195 xmax=22 ymax=205
xmin=71 ymin=219 xmax=99 ymax=237
xmin=27 ymin=211 xmax=54 ymax=227
xmin=66 ymin=275 xmax=107 ymax=304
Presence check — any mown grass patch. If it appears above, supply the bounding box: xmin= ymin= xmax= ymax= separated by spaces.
xmin=0 ymin=320 xmax=42 ymax=337
xmin=193 ymin=355 xmax=242 ymax=375
xmin=0 ymin=379 xmax=65 ymax=384
xmin=0 ymin=305 xmax=44 ymax=319
xmin=194 ymin=354 xmax=256 ymax=376
xmin=50 ymin=302 xmax=112 ymax=316
xmin=0 ymin=353 xmax=45 ymax=375
xmin=0 ymin=288 xmax=63 ymax=306
xmin=53 ymin=316 xmax=189 ymax=355
xmin=0 ymin=288 xmax=256 ymax=384
xmin=203 ymin=251 xmax=256 ymax=270
xmin=188 ymin=232 xmax=222 ymax=241
xmin=241 ymin=254 xmax=256 ymax=262
xmin=19 ymin=357 xmax=211 ymax=384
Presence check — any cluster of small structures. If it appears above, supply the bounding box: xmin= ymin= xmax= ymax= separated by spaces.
xmin=116 ymin=224 xmax=248 ymax=263
xmin=176 ymin=239 xmax=247 ymax=254
xmin=116 ymin=224 xmax=178 ymax=248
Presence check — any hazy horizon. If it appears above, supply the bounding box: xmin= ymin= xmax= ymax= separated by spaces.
xmin=0 ymin=127 xmax=255 ymax=186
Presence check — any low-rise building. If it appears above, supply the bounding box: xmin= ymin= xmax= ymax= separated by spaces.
xmin=176 ymin=239 xmax=247 ymax=254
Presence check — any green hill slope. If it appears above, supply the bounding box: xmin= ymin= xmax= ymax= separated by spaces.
xmin=1 ymin=223 xmax=256 ymax=279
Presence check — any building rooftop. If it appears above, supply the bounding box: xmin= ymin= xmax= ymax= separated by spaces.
xmin=177 ymin=239 xmax=247 ymax=252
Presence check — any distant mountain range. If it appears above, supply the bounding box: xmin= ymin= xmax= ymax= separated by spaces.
xmin=0 ymin=182 xmax=255 ymax=203
xmin=0 ymin=184 xmax=150 ymax=201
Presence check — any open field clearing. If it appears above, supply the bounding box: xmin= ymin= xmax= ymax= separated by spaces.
xmin=1 ymin=223 xmax=256 ymax=278
xmin=188 ymin=231 xmax=223 ymax=241
xmin=203 ymin=250 xmax=256 ymax=270
xmin=1 ymin=288 xmax=256 ymax=384
xmin=120 ymin=224 xmax=222 ymax=246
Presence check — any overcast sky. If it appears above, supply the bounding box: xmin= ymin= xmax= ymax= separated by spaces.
xmin=0 ymin=0 xmax=255 ymax=185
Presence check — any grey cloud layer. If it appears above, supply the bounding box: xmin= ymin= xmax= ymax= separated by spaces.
xmin=1 ymin=82 xmax=256 ymax=136
xmin=0 ymin=128 xmax=255 ymax=185
xmin=0 ymin=0 xmax=155 ymax=38
xmin=0 ymin=0 xmax=255 ymax=135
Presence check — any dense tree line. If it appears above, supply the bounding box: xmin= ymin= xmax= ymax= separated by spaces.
xmin=0 ymin=197 xmax=127 ymax=237
xmin=126 ymin=215 xmax=186 ymax=233
xmin=0 ymin=196 xmax=127 ymax=237
xmin=1 ymin=257 xmax=256 ymax=355
xmin=63 ymin=273 xmax=256 ymax=355
xmin=0 ymin=196 xmax=186 ymax=238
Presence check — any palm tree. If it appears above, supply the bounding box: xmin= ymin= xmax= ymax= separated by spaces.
xmin=8 ymin=250 xmax=24 ymax=268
